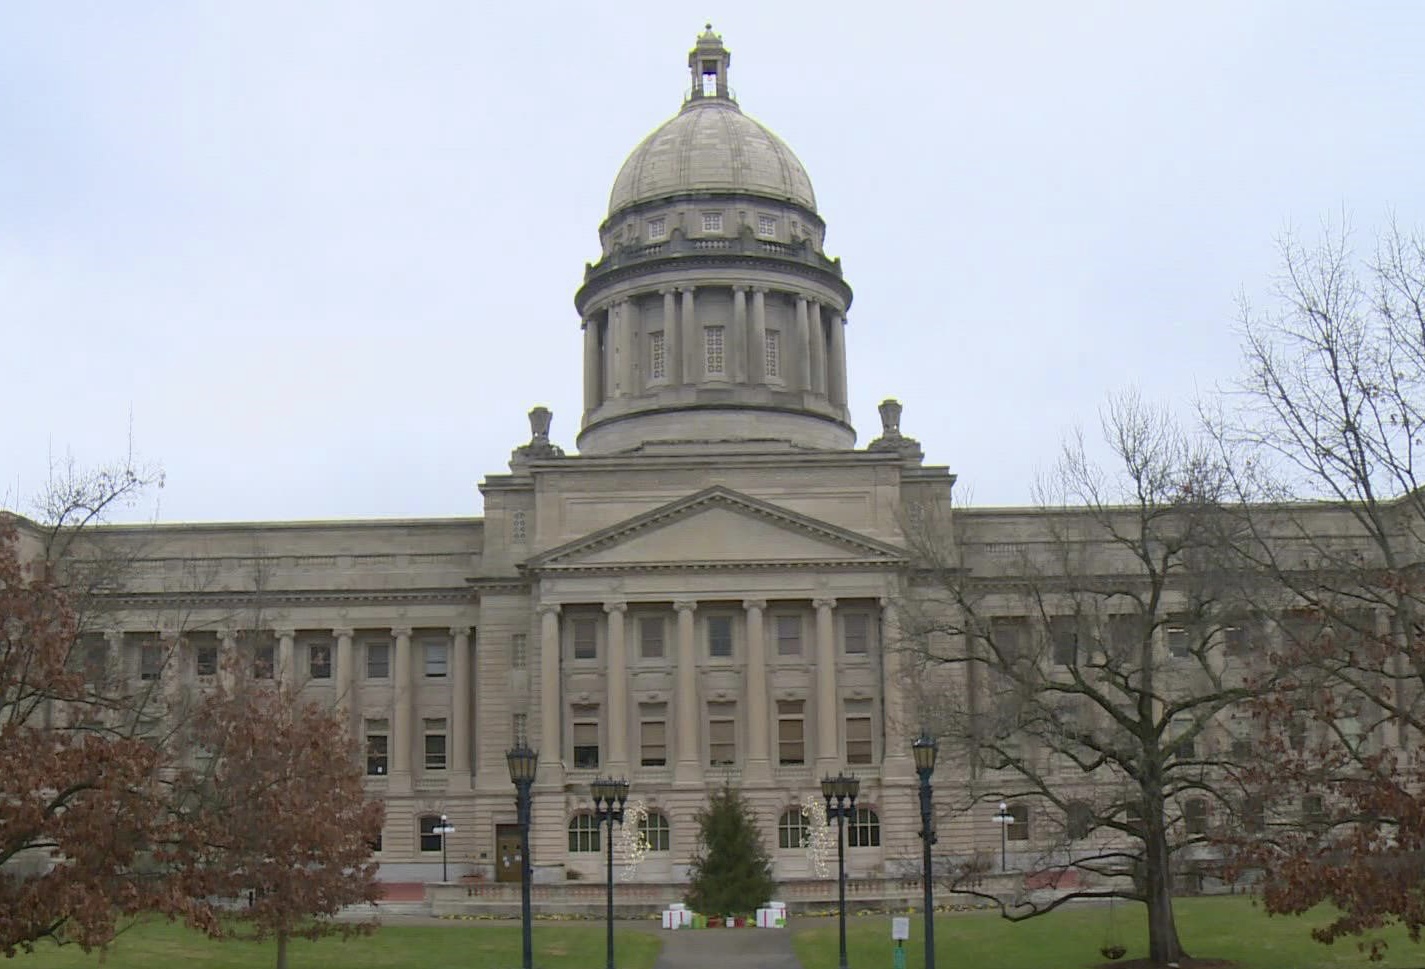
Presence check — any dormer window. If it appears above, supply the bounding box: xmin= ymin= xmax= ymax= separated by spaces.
xmin=702 ymin=212 xmax=722 ymax=233
xmin=647 ymin=217 xmax=666 ymax=240
xmin=757 ymin=215 xmax=776 ymax=237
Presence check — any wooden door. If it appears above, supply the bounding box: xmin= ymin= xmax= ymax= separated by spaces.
xmin=495 ymin=825 xmax=524 ymax=883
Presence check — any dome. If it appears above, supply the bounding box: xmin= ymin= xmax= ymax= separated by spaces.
xmin=607 ymin=94 xmax=817 ymax=217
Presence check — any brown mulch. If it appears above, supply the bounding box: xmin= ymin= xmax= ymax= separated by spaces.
xmin=1095 ymin=960 xmax=1237 ymax=969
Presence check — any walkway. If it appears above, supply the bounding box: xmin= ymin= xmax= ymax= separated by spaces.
xmin=651 ymin=926 xmax=803 ymax=969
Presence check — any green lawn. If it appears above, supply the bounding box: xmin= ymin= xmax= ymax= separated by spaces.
xmin=14 ymin=920 xmax=662 ymax=969
xmin=793 ymin=896 xmax=1425 ymax=969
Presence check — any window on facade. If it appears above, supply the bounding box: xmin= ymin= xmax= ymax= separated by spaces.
xmin=640 ymin=811 xmax=671 ymax=851
xmin=1007 ymin=804 xmax=1030 ymax=841
xmin=777 ymin=700 xmax=805 ymax=765
xmin=702 ymin=212 xmax=722 ymax=233
xmin=843 ymin=614 xmax=871 ymax=655
xmin=195 ymin=643 xmax=218 ymax=678
xmin=1124 ymin=801 xmax=1145 ymax=834
xmin=765 ymin=330 xmax=781 ymax=378
xmin=365 ymin=720 xmax=389 ymax=776
xmin=511 ymin=633 xmax=527 ymax=670
xmin=572 ymin=706 xmax=600 ymax=769
xmin=512 ymin=712 xmax=528 ymax=745
xmin=572 ymin=618 xmax=598 ymax=661
xmin=423 ymin=641 xmax=448 ymax=678
xmin=707 ymin=615 xmax=733 ymax=658
xmin=568 ymin=814 xmax=601 ymax=852
xmin=369 ymin=831 xmax=383 ymax=852
xmin=512 ymin=510 xmax=527 ymax=541
xmin=640 ymin=703 xmax=667 ymax=766
xmin=649 ymin=331 xmax=666 ymax=381
xmin=82 ymin=640 xmax=108 ymax=683
xmin=1243 ymin=795 xmax=1266 ymax=833
xmin=775 ymin=614 xmax=801 ymax=656
xmin=848 ymin=807 xmax=881 ymax=847
xmin=845 ymin=700 xmax=874 ymax=765
xmin=139 ymin=642 xmax=162 ymax=681
xmin=647 ymin=217 xmax=666 ymax=240
xmin=253 ymin=644 xmax=275 ymax=680
xmin=1289 ymin=716 xmax=1307 ymax=753
xmin=423 ymin=718 xmax=447 ymax=771
xmin=639 ymin=617 xmax=665 ymax=659
xmin=1184 ymin=797 xmax=1208 ymax=835
xmin=1171 ymin=716 xmax=1197 ymax=759
xmin=1224 ymin=624 xmax=1250 ymax=656
xmin=366 ymin=642 xmax=390 ymax=679
xmin=1231 ymin=737 xmax=1253 ymax=760
xmin=1166 ymin=621 xmax=1190 ymax=658
xmin=1066 ymin=800 xmax=1093 ymax=840
xmin=757 ymin=214 xmax=776 ymax=237
xmin=1303 ymin=794 xmax=1326 ymax=829
xmin=418 ymin=814 xmax=444 ymax=852
xmin=704 ymin=326 xmax=725 ymax=376
xmin=778 ymin=808 xmax=809 ymax=849
xmin=708 ymin=702 xmax=736 ymax=766
xmin=1050 ymin=617 xmax=1078 ymax=666
xmin=308 ymin=643 xmax=331 ymax=679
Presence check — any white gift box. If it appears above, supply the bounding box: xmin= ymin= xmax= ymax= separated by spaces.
xmin=662 ymin=909 xmax=693 ymax=929
xmin=756 ymin=908 xmax=787 ymax=928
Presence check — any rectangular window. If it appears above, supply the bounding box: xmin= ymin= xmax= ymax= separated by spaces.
xmin=1184 ymin=798 xmax=1208 ymax=835
xmin=365 ymin=720 xmax=389 ymax=776
xmin=83 ymin=640 xmax=108 ymax=683
xmin=195 ymin=643 xmax=219 ymax=678
xmin=1008 ymin=804 xmax=1030 ymax=841
xmin=512 ymin=510 xmax=527 ymax=541
xmin=708 ymin=702 xmax=737 ymax=766
xmin=140 ymin=642 xmax=162 ymax=681
xmin=845 ymin=700 xmax=874 ymax=765
xmin=765 ymin=330 xmax=781 ymax=378
xmin=423 ymin=718 xmax=447 ymax=771
xmin=573 ymin=706 xmax=600 ymax=769
xmin=647 ymin=217 xmax=666 ymax=240
xmin=843 ymin=614 xmax=871 ymax=655
xmin=777 ymin=700 xmax=805 ymax=765
xmin=1171 ymin=716 xmax=1196 ymax=758
xmin=757 ymin=214 xmax=776 ymax=237
xmin=423 ymin=641 xmax=448 ymax=678
xmin=775 ymin=615 xmax=802 ymax=657
xmin=572 ymin=618 xmax=598 ymax=661
xmin=702 ymin=212 xmax=722 ymax=233
xmin=1166 ymin=621 xmax=1190 ymax=659
xmin=511 ymin=633 xmax=528 ymax=670
xmin=704 ymin=325 xmax=725 ymax=376
xmin=366 ymin=642 xmax=390 ymax=679
xmin=308 ymin=643 xmax=332 ymax=680
xmin=639 ymin=617 xmax=665 ymax=659
xmin=253 ymin=644 xmax=275 ymax=680
xmin=707 ymin=615 xmax=733 ymax=658
xmin=1224 ymin=625 xmax=1250 ymax=656
xmin=650 ymin=331 xmax=666 ymax=380
xmin=1050 ymin=617 xmax=1078 ymax=666
xmin=640 ymin=703 xmax=667 ymax=766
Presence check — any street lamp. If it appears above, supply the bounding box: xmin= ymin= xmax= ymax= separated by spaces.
xmin=912 ymin=733 xmax=939 ymax=969
xmin=992 ymin=801 xmax=1015 ymax=872
xmin=590 ymin=776 xmax=630 ymax=969
xmin=822 ymin=772 xmax=860 ymax=969
xmin=506 ymin=743 xmax=539 ymax=969
xmin=433 ymin=814 xmax=455 ymax=883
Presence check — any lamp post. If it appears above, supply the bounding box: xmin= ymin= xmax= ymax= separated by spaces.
xmin=505 ymin=743 xmax=539 ymax=969
xmin=433 ymin=814 xmax=455 ymax=883
xmin=591 ymin=776 xmax=630 ymax=969
xmin=992 ymin=801 xmax=1014 ymax=872
xmin=822 ymin=772 xmax=860 ymax=969
xmin=912 ymin=733 xmax=939 ymax=969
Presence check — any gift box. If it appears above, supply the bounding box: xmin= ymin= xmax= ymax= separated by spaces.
xmin=756 ymin=908 xmax=787 ymax=928
xmin=661 ymin=909 xmax=692 ymax=929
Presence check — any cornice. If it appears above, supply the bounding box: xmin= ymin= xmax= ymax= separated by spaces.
xmin=532 ymin=559 xmax=905 ymax=576
xmin=97 ymin=587 xmax=480 ymax=610
xmin=575 ymin=252 xmax=853 ymax=312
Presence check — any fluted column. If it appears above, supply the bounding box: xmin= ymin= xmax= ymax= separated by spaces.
xmin=105 ymin=629 xmax=126 ymax=695
xmin=604 ymin=602 xmax=629 ymax=771
xmin=794 ymin=295 xmax=812 ymax=389
xmin=814 ymin=598 xmax=840 ymax=771
xmin=879 ymin=599 xmax=913 ymax=777
xmin=583 ymin=319 xmax=601 ymax=411
xmin=674 ymin=601 xmax=701 ymax=784
xmin=661 ymin=288 xmax=680 ymax=383
xmin=276 ymin=628 xmax=295 ymax=689
xmin=743 ymin=599 xmax=771 ymax=782
xmin=538 ymin=604 xmax=563 ymax=782
xmin=334 ymin=626 xmax=355 ymax=725
xmin=732 ymin=286 xmax=749 ymax=383
xmin=828 ymin=311 xmax=848 ymax=406
xmin=215 ymin=629 xmax=235 ymax=693
xmin=681 ymin=288 xmax=698 ymax=381
xmin=750 ymin=287 xmax=768 ymax=382
xmin=392 ymin=627 xmax=413 ymax=785
xmin=602 ymin=306 xmax=618 ymax=401
xmin=809 ymin=301 xmax=826 ymax=395
xmin=451 ymin=626 xmax=472 ymax=778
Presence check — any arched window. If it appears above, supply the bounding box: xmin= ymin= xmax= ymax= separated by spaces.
xmin=848 ymin=807 xmax=880 ymax=848
xmin=568 ymin=813 xmax=601 ymax=853
xmin=1065 ymin=801 xmax=1093 ymax=841
xmin=418 ymin=814 xmax=443 ymax=853
xmin=640 ymin=811 xmax=670 ymax=852
xmin=1184 ymin=798 xmax=1208 ymax=835
xmin=778 ymin=808 xmax=808 ymax=849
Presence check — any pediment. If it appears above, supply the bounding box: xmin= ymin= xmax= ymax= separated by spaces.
xmin=526 ymin=487 xmax=907 ymax=572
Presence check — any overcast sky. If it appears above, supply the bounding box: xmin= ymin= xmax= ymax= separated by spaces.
xmin=4 ymin=2 xmax=1423 ymax=524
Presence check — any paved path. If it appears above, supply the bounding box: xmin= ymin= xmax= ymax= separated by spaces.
xmin=651 ymin=927 xmax=803 ymax=969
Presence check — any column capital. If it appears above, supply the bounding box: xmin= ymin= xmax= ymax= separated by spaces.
xmin=214 ymin=628 xmax=234 ymax=642
xmin=878 ymin=596 xmax=893 ymax=608
xmin=674 ymin=600 xmax=698 ymax=614
xmin=105 ymin=629 xmax=125 ymax=646
xmin=603 ymin=601 xmax=628 ymax=615
xmin=390 ymin=626 xmax=413 ymax=638
xmin=273 ymin=628 xmax=296 ymax=640
xmin=742 ymin=598 xmax=767 ymax=612
xmin=658 ymin=287 xmax=676 ymax=296
xmin=752 ymin=286 xmax=770 ymax=295
xmin=679 ymin=285 xmax=696 ymax=294
xmin=536 ymin=602 xmax=562 ymax=617
xmin=332 ymin=626 xmax=354 ymax=639
xmin=732 ymin=284 xmax=748 ymax=294
xmin=449 ymin=625 xmax=472 ymax=638
xmin=813 ymin=597 xmax=838 ymax=611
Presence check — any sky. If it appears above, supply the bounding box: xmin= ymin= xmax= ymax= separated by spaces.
xmin=3 ymin=2 xmax=1423 ymax=523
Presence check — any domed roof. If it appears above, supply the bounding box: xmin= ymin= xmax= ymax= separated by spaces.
xmin=607 ymin=32 xmax=817 ymax=217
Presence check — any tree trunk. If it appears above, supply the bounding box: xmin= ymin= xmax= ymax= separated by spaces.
xmin=275 ymin=930 xmax=288 ymax=969
xmin=1144 ymin=819 xmax=1188 ymax=966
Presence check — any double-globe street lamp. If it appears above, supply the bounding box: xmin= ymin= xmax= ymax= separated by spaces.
xmin=505 ymin=744 xmax=539 ymax=969
xmin=992 ymin=801 xmax=1015 ymax=872
xmin=912 ymin=733 xmax=939 ymax=969
xmin=591 ymin=777 xmax=630 ymax=969
xmin=433 ymin=814 xmax=456 ymax=883
xmin=822 ymin=772 xmax=860 ymax=969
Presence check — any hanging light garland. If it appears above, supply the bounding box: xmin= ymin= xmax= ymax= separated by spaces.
xmin=800 ymin=793 xmax=834 ymax=877
xmin=616 ymin=797 xmax=650 ymax=881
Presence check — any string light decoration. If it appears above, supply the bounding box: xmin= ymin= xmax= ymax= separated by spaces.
xmin=800 ymin=793 xmax=834 ymax=877
xmin=616 ymin=797 xmax=650 ymax=881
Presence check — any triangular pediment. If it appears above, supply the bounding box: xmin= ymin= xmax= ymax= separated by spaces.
xmin=526 ymin=487 xmax=907 ymax=572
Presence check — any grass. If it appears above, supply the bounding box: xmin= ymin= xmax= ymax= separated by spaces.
xmin=792 ymin=896 xmax=1425 ymax=969
xmin=13 ymin=920 xmax=662 ymax=969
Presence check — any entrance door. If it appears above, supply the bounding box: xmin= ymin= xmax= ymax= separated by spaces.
xmin=495 ymin=825 xmax=524 ymax=884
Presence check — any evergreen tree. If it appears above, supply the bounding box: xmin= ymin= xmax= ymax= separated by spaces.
xmin=685 ymin=784 xmax=775 ymax=917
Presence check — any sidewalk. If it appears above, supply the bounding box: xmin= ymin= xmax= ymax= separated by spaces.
xmin=651 ymin=926 xmax=802 ymax=969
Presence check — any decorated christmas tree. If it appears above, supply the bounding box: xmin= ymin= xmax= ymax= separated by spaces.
xmin=685 ymin=784 xmax=775 ymax=918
